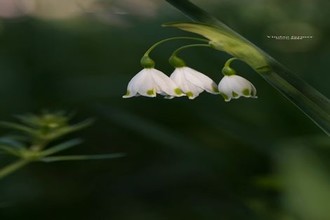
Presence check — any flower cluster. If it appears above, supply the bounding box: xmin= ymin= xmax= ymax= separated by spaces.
xmin=123 ymin=39 xmax=257 ymax=102
xmin=123 ymin=65 xmax=219 ymax=100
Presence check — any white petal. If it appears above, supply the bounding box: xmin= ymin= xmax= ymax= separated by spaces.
xmin=231 ymin=75 xmax=257 ymax=98
xmin=171 ymin=69 xmax=189 ymax=91
xmin=181 ymin=67 xmax=204 ymax=86
xmin=137 ymin=70 xmax=157 ymax=97
xmin=231 ymin=75 xmax=250 ymax=95
xmin=123 ymin=69 xmax=148 ymax=98
xmin=170 ymin=68 xmax=200 ymax=98
xmin=151 ymin=69 xmax=183 ymax=97
xmin=184 ymin=82 xmax=204 ymax=99
xmin=170 ymin=67 xmax=218 ymax=99
xmin=218 ymin=76 xmax=234 ymax=101
xmin=123 ymin=69 xmax=158 ymax=98
xmin=183 ymin=67 xmax=218 ymax=94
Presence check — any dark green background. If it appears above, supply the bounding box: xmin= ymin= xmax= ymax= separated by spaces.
xmin=0 ymin=0 xmax=329 ymax=219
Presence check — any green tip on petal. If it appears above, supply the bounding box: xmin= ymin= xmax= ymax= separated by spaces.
xmin=242 ymin=88 xmax=250 ymax=96
xmin=232 ymin=91 xmax=239 ymax=98
xmin=220 ymin=93 xmax=230 ymax=102
xmin=147 ymin=89 xmax=156 ymax=96
xmin=212 ymin=86 xmax=219 ymax=93
xmin=186 ymin=91 xmax=194 ymax=99
xmin=123 ymin=90 xmax=130 ymax=98
xmin=174 ymin=88 xmax=183 ymax=95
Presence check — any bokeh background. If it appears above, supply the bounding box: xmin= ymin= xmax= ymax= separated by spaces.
xmin=0 ymin=0 xmax=329 ymax=219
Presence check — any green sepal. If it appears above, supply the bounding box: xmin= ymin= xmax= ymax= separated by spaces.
xmin=222 ymin=66 xmax=236 ymax=76
xmin=140 ymin=55 xmax=155 ymax=68
xmin=169 ymin=55 xmax=186 ymax=68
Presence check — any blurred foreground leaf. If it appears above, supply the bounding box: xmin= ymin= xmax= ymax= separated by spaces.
xmin=0 ymin=111 xmax=123 ymax=180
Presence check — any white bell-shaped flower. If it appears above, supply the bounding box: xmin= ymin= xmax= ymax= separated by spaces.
xmin=218 ymin=74 xmax=257 ymax=102
xmin=123 ymin=68 xmax=183 ymax=98
xmin=169 ymin=55 xmax=219 ymax=100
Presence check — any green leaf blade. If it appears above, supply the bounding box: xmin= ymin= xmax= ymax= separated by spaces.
xmin=39 ymin=139 xmax=83 ymax=157
xmin=39 ymin=153 xmax=125 ymax=162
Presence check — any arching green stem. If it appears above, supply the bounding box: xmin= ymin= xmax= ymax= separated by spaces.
xmin=143 ymin=36 xmax=209 ymax=57
xmin=171 ymin=43 xmax=211 ymax=56
xmin=222 ymin=58 xmax=238 ymax=76
xmin=141 ymin=37 xmax=209 ymax=68
xmin=169 ymin=43 xmax=211 ymax=67
xmin=224 ymin=57 xmax=238 ymax=68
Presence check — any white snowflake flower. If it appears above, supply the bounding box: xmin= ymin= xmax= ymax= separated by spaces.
xmin=218 ymin=75 xmax=257 ymax=102
xmin=123 ymin=68 xmax=183 ymax=98
xmin=170 ymin=67 xmax=219 ymax=99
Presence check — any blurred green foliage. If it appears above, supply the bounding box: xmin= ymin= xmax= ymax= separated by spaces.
xmin=0 ymin=0 xmax=329 ymax=219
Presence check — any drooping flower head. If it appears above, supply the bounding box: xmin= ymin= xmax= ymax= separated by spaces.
xmin=169 ymin=55 xmax=219 ymax=99
xmin=218 ymin=74 xmax=257 ymax=102
xmin=123 ymin=56 xmax=184 ymax=98
xmin=123 ymin=68 xmax=183 ymax=98
xmin=123 ymin=37 xmax=217 ymax=99
xmin=218 ymin=58 xmax=257 ymax=102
